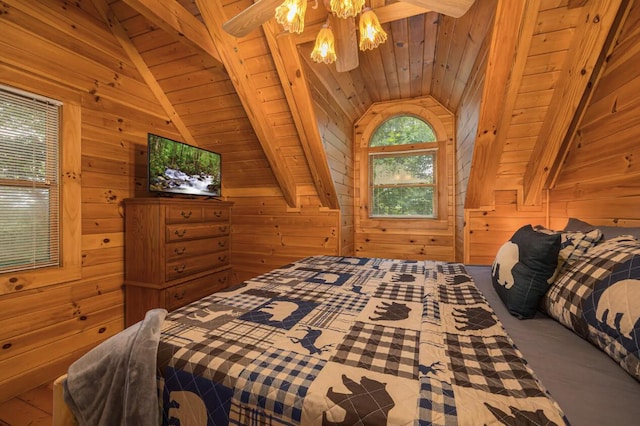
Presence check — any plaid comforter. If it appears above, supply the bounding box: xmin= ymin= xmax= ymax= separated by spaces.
xmin=157 ymin=256 xmax=567 ymax=425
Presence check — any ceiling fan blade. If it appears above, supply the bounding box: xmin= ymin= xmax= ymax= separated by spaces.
xmin=222 ymin=0 xmax=283 ymax=37
xmin=399 ymin=0 xmax=475 ymax=18
xmin=330 ymin=14 xmax=358 ymax=73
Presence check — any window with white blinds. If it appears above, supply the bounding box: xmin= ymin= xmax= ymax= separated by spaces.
xmin=0 ymin=85 xmax=61 ymax=274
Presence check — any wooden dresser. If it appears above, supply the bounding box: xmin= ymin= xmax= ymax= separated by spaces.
xmin=123 ymin=197 xmax=233 ymax=326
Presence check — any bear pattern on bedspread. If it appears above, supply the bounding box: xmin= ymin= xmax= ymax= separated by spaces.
xmin=157 ymin=256 xmax=567 ymax=426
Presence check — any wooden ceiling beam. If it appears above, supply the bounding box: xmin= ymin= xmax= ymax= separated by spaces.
xmin=293 ymin=2 xmax=430 ymax=45
xmin=195 ymin=0 xmax=299 ymax=208
xmin=121 ymin=0 xmax=223 ymax=67
xmin=222 ymin=0 xmax=282 ymax=38
xmin=399 ymin=0 xmax=475 ymax=18
xmin=90 ymin=0 xmax=198 ymax=146
xmin=568 ymin=0 xmax=589 ymax=8
xmin=522 ymin=0 xmax=630 ymax=206
xmin=465 ymin=0 xmax=536 ymax=209
xmin=263 ymin=21 xmax=340 ymax=209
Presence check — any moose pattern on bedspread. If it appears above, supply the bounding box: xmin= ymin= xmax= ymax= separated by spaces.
xmin=157 ymin=256 xmax=567 ymax=425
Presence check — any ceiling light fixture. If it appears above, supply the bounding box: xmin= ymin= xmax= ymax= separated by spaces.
xmin=358 ymin=7 xmax=387 ymax=51
xmin=329 ymin=0 xmax=365 ymax=19
xmin=310 ymin=21 xmax=337 ymax=64
xmin=275 ymin=0 xmax=307 ymax=34
xmin=274 ymin=0 xmax=387 ymax=65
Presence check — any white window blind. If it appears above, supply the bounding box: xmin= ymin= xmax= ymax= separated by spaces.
xmin=0 ymin=85 xmax=61 ymax=274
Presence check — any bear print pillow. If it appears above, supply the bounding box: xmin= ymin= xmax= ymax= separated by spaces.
xmin=492 ymin=225 xmax=560 ymax=319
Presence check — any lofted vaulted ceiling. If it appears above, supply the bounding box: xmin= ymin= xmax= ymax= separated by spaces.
xmin=97 ymin=0 xmax=496 ymax=209
xmin=96 ymin=0 xmax=627 ymax=211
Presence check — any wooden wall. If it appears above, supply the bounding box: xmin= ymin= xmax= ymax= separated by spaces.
xmin=230 ymin=195 xmax=341 ymax=283
xmin=0 ymin=1 xmax=344 ymax=402
xmin=455 ymin=20 xmax=492 ymax=263
xmin=548 ymin=1 xmax=640 ymax=229
xmin=354 ymin=97 xmax=456 ymax=261
xmin=0 ymin=0 xmax=172 ymax=400
xmin=462 ymin=0 xmax=580 ymax=265
xmin=305 ymin=60 xmax=355 ymax=256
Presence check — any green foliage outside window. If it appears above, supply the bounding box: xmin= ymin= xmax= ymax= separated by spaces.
xmin=370 ymin=115 xmax=436 ymax=147
xmin=369 ymin=115 xmax=437 ymax=218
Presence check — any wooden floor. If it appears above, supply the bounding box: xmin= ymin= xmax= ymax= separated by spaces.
xmin=0 ymin=384 xmax=53 ymax=425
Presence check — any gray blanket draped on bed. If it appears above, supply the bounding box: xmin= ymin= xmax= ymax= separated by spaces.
xmin=63 ymin=308 xmax=167 ymax=426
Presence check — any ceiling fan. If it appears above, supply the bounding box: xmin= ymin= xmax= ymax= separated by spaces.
xmin=222 ymin=0 xmax=475 ymax=72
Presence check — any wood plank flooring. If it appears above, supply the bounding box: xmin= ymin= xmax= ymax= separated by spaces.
xmin=0 ymin=384 xmax=52 ymax=425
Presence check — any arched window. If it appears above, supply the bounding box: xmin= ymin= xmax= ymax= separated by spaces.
xmin=369 ymin=115 xmax=438 ymax=218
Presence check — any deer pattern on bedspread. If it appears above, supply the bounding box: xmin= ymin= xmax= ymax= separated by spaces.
xmin=156 ymin=256 xmax=568 ymax=426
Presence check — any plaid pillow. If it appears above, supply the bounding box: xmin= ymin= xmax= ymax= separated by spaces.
xmin=535 ymin=226 xmax=603 ymax=279
xmin=542 ymin=237 xmax=640 ymax=381
xmin=557 ymin=229 xmax=603 ymax=271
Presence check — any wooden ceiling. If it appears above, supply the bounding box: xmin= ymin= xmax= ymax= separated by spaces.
xmin=97 ymin=0 xmax=627 ymax=213
xmin=98 ymin=0 xmax=498 ymax=207
xmin=295 ymin=0 xmax=497 ymax=119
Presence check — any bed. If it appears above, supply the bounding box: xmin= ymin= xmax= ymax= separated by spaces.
xmin=56 ymin=252 xmax=640 ymax=425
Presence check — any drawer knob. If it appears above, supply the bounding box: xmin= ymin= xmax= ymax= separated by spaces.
xmin=214 ymin=211 xmax=222 ymax=217
xmin=174 ymin=290 xmax=186 ymax=300
xmin=181 ymin=211 xmax=192 ymax=219
xmin=218 ymin=240 xmax=226 ymax=248
xmin=217 ymin=276 xmax=228 ymax=284
xmin=173 ymin=264 xmax=186 ymax=273
xmin=218 ymin=255 xmax=227 ymax=262
xmin=174 ymin=247 xmax=186 ymax=255
xmin=174 ymin=229 xmax=187 ymax=238
xmin=218 ymin=226 xmax=227 ymax=233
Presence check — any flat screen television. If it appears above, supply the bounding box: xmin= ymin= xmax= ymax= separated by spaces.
xmin=148 ymin=133 xmax=221 ymax=197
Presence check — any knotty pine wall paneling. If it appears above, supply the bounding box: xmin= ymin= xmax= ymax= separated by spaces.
xmin=354 ymin=97 xmax=456 ymax=261
xmin=549 ymin=1 xmax=640 ymax=229
xmin=0 ymin=0 xmax=177 ymax=402
xmin=304 ymin=60 xmax=356 ymax=256
xmin=229 ymin=195 xmax=341 ymax=283
xmin=466 ymin=191 xmax=547 ymax=265
xmin=461 ymin=0 xmax=580 ymax=265
xmin=455 ymin=17 xmax=491 ymax=263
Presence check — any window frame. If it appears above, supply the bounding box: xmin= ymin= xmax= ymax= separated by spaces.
xmin=361 ymin=112 xmax=447 ymax=222
xmin=354 ymin=103 xmax=455 ymax=230
xmin=0 ymin=83 xmax=81 ymax=295
xmin=368 ymin=145 xmax=439 ymax=218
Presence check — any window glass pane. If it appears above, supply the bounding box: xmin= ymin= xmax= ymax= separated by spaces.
xmin=372 ymin=186 xmax=434 ymax=217
xmin=370 ymin=115 xmax=436 ymax=147
xmin=0 ymin=187 xmax=55 ymax=272
xmin=0 ymin=107 xmax=49 ymax=182
xmin=372 ymin=153 xmax=434 ymax=185
xmin=370 ymin=151 xmax=436 ymax=218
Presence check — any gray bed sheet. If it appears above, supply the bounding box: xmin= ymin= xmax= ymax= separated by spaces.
xmin=467 ymin=265 xmax=640 ymax=426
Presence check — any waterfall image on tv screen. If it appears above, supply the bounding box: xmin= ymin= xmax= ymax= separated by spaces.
xmin=148 ymin=133 xmax=221 ymax=197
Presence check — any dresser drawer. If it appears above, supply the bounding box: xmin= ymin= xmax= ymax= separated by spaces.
xmin=203 ymin=206 xmax=230 ymax=222
xmin=165 ymin=205 xmax=204 ymax=223
xmin=166 ymin=236 xmax=230 ymax=262
xmin=166 ymin=223 xmax=229 ymax=242
xmin=166 ymin=251 xmax=230 ymax=281
xmin=165 ymin=269 xmax=231 ymax=310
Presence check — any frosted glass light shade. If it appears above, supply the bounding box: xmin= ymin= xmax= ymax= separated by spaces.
xmin=359 ymin=8 xmax=387 ymax=51
xmin=329 ymin=0 xmax=365 ymax=19
xmin=311 ymin=26 xmax=337 ymax=64
xmin=275 ymin=0 xmax=307 ymax=34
